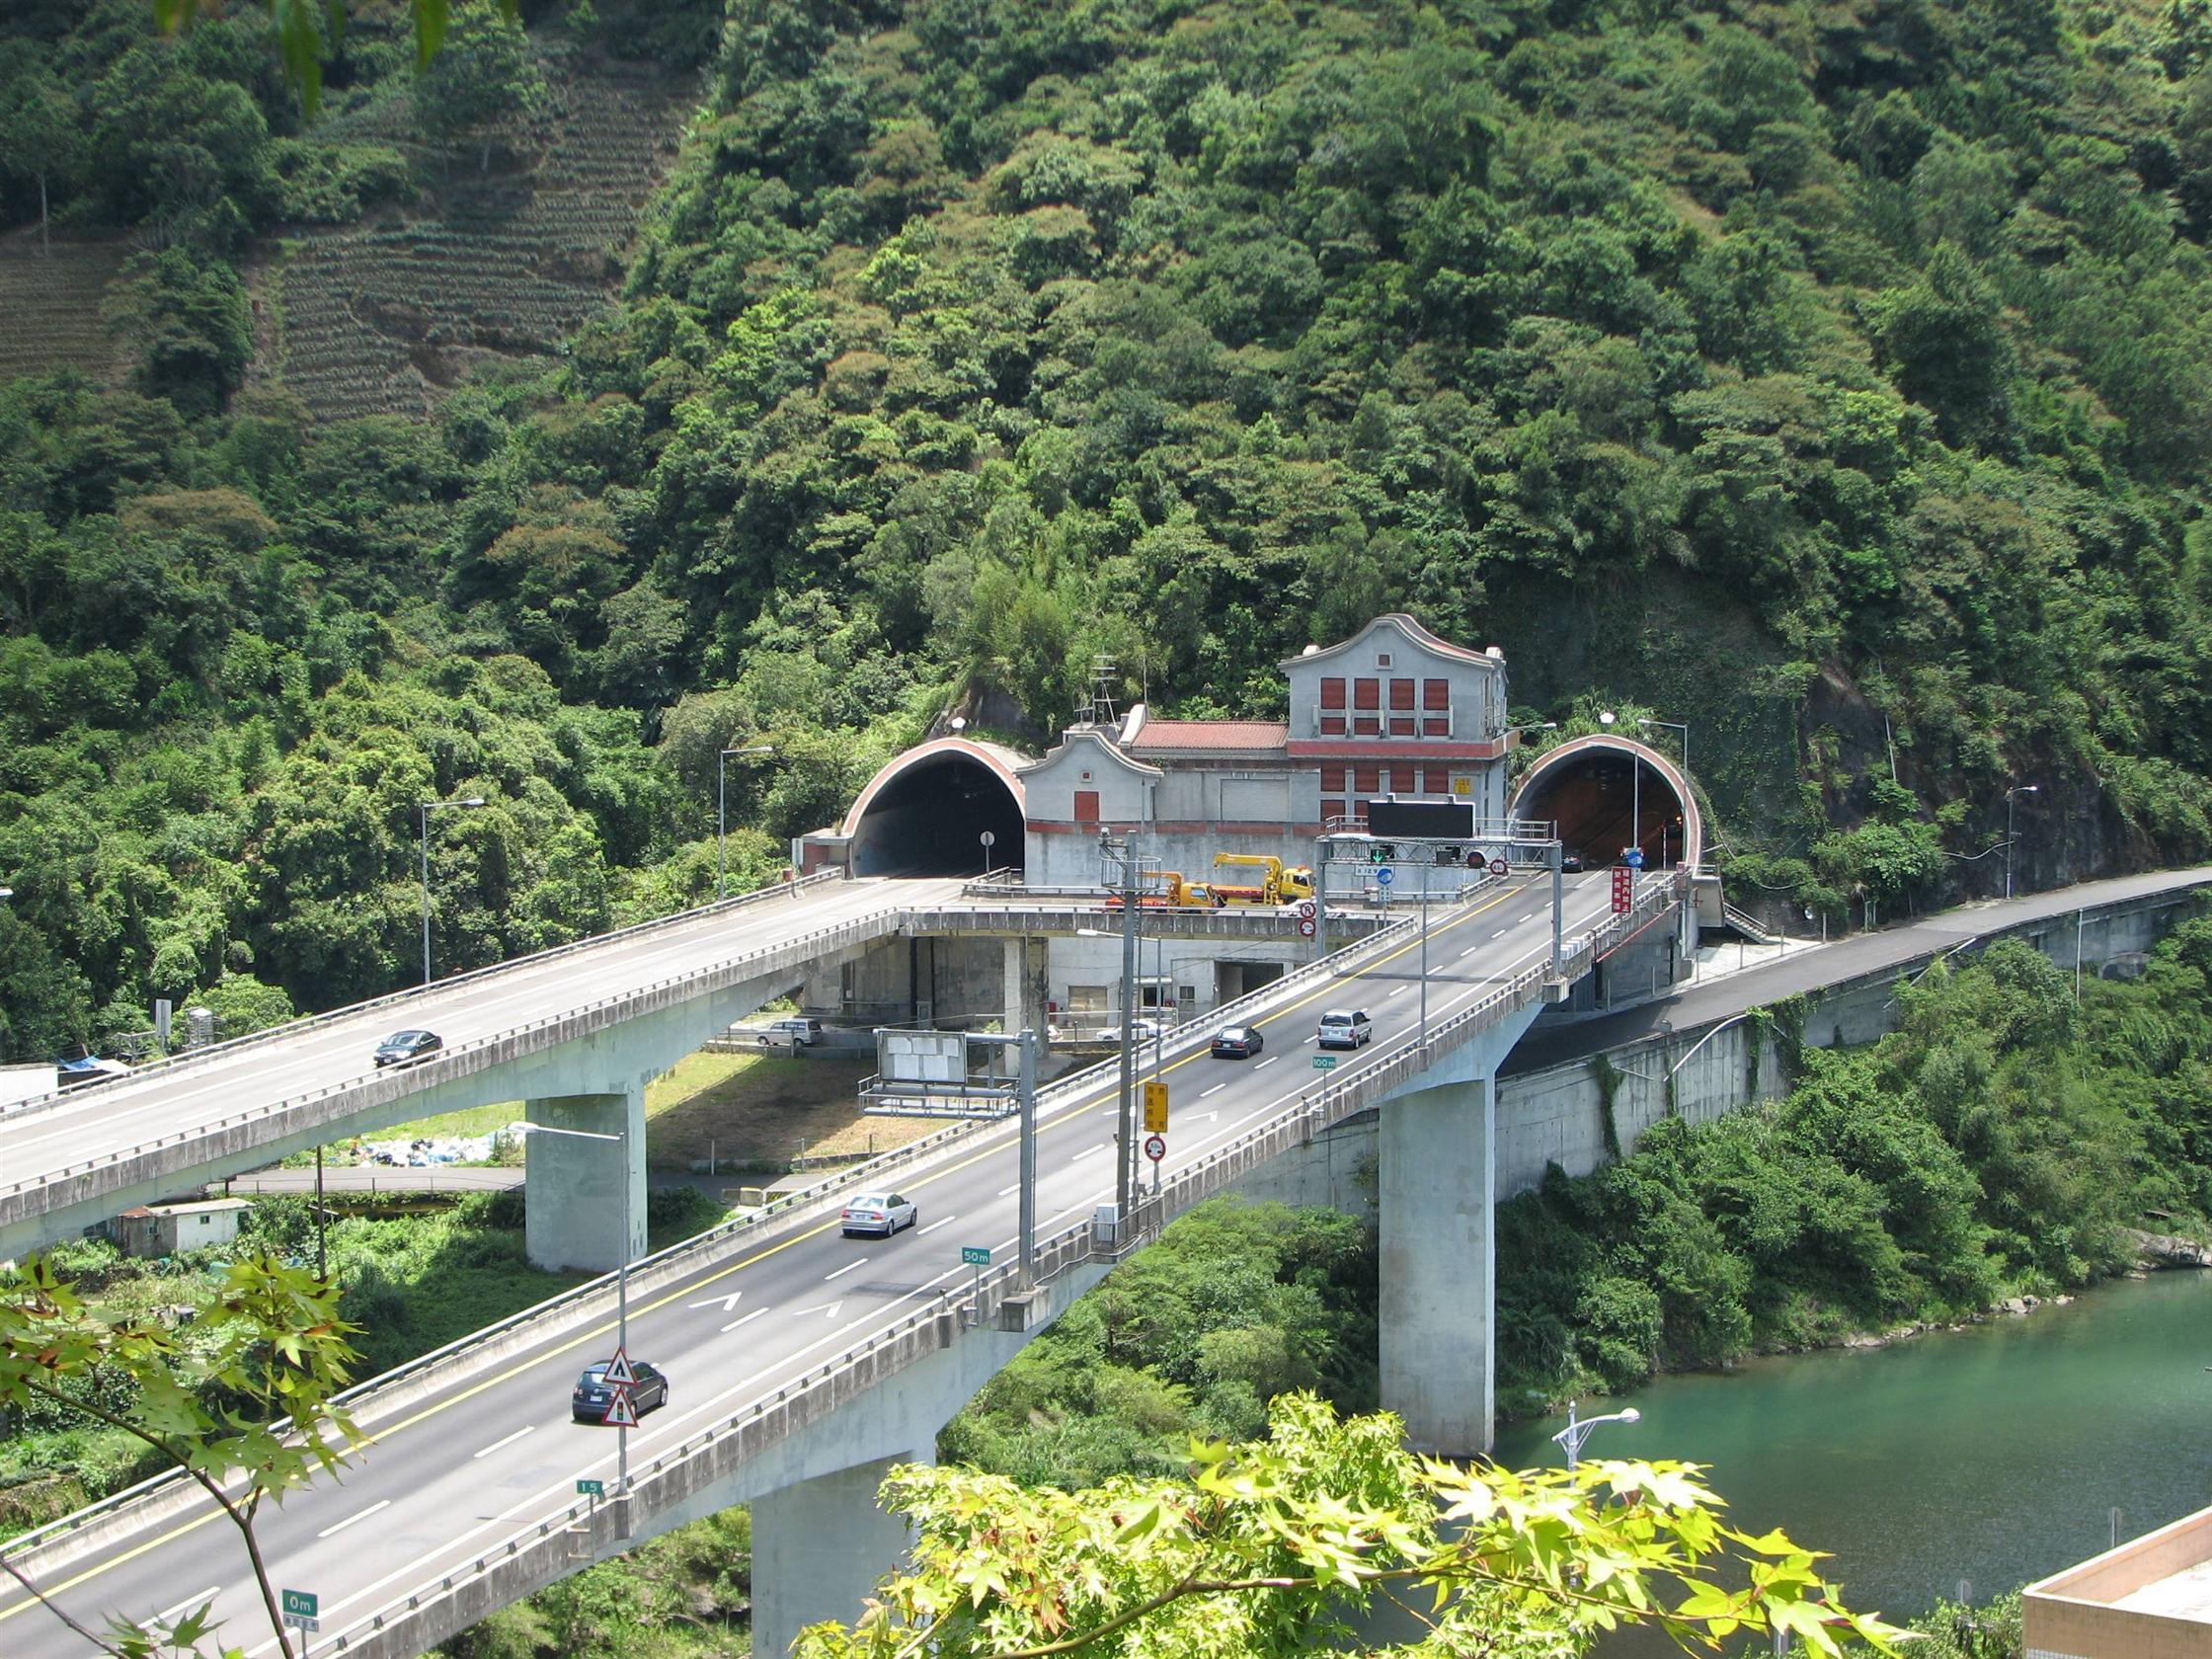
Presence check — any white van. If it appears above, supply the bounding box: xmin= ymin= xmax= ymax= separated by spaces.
xmin=1316 ymin=1009 xmax=1373 ymax=1050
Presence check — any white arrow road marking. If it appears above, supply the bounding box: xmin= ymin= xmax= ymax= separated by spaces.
xmin=1200 ymin=1083 xmax=1226 ymax=1098
xmin=687 ymin=1291 xmax=745 ymax=1313
xmin=789 ymin=1300 xmax=844 ymax=1318
xmin=918 ymin=1216 xmax=957 ymax=1235
xmin=723 ymin=1307 xmax=769 ymax=1334
xmin=156 ymin=1588 xmax=219 ymax=1627
xmin=319 ymin=1498 xmax=391 ymax=1539
xmin=1192 ymin=1111 xmax=1218 ymax=1123
xmin=825 ymin=1257 xmax=868 ymax=1281
xmin=473 ymin=1425 xmax=534 ymax=1460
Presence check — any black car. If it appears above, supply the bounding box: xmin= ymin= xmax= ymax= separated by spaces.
xmin=1211 ymin=1025 xmax=1265 ymax=1059
xmin=1559 ymin=853 xmax=1584 ymax=873
xmin=372 ymin=1028 xmax=443 ymax=1067
xmin=572 ymin=1361 xmax=669 ymax=1423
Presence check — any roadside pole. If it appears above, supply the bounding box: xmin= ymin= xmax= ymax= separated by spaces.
xmin=1116 ymin=843 xmax=1140 ymax=1228
xmin=1419 ymin=859 xmax=1429 ymax=1050
xmin=1550 ymin=837 xmax=1564 ymax=968
xmin=1017 ymin=1027 xmax=1036 ymax=1282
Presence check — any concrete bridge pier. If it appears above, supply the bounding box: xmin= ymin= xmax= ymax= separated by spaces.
xmin=750 ymin=1446 xmax=934 ymax=1654
xmin=1377 ymin=1004 xmax=1540 ymax=1458
xmin=1003 ymin=936 xmax=1050 ymax=1035
xmin=523 ymin=1088 xmax=647 ymax=1273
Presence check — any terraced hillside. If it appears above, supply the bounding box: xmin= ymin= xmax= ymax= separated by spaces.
xmin=252 ymin=41 xmax=692 ymax=423
xmin=0 ymin=234 xmax=130 ymax=387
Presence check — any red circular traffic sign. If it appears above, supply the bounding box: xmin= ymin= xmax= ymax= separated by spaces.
xmin=1144 ymin=1134 xmax=1167 ymax=1162
xmin=1489 ymin=857 xmax=1509 ymax=877
xmin=1297 ymin=900 xmax=1316 ymax=919
xmin=1297 ymin=917 xmax=1316 ymax=937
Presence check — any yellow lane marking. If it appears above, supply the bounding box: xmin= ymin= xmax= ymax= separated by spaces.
xmin=0 ymin=879 xmax=1545 ymax=1621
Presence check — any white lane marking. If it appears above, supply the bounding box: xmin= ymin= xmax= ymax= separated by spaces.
xmin=156 ymin=1588 xmax=219 ymax=1627
xmin=722 ymin=1307 xmax=769 ymax=1334
xmin=473 ymin=1425 xmax=534 ymax=1460
xmin=825 ymin=1257 xmax=869 ymax=1281
xmin=1067 ymin=1142 xmax=1112 ymax=1163
xmin=1386 ymin=985 xmax=1408 ymax=997
xmin=1490 ymin=926 xmax=1509 ymax=939
xmin=1254 ymin=1057 xmax=1277 ymax=1069
xmin=917 ymin=1216 xmax=957 ymax=1235
xmin=789 ymin=1300 xmax=844 ymax=1318
xmin=1200 ymin=1083 xmax=1226 ymax=1098
xmin=318 ymin=1498 xmax=391 ymax=1540
xmin=687 ymin=1291 xmax=744 ymax=1312
xmin=996 ymin=1181 xmax=1020 ymax=1196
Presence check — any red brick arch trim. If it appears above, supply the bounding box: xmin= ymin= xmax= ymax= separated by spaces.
xmin=1508 ymin=734 xmax=1703 ymax=869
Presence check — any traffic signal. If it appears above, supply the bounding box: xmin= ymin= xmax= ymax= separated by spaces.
xmin=1369 ymin=841 xmax=1396 ymax=863
xmin=1144 ymin=1080 xmax=1168 ymax=1133
xmin=1436 ymin=844 xmax=1463 ymax=866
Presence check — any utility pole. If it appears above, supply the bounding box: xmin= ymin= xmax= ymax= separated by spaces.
xmin=1101 ymin=832 xmax=1143 ymax=1230
xmin=1418 ymin=857 xmax=1429 ymax=1050
xmin=1017 ymin=1027 xmax=1036 ymax=1280
xmin=1550 ymin=837 xmax=1564 ymax=969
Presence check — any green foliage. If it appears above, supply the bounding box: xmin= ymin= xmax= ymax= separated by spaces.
xmin=802 ymin=1395 xmax=1903 ymax=1659
xmin=1500 ymin=933 xmax=2212 ymax=1401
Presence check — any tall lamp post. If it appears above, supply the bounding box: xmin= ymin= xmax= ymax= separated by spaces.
xmin=2005 ymin=783 xmax=2038 ymax=901
xmin=1598 ymin=712 xmax=1638 ymax=863
xmin=718 ymin=745 xmax=775 ymax=900
xmin=1636 ymin=717 xmax=1690 ymax=782
xmin=1552 ymin=1400 xmax=1640 ymax=1469
xmin=1097 ymin=832 xmax=1146 ymax=1228
xmin=514 ymin=1120 xmax=633 ymax=1489
xmin=419 ymin=796 xmax=488 ymax=986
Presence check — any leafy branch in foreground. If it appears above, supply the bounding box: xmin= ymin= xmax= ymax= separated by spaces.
xmin=150 ymin=0 xmax=515 ymax=116
xmin=0 ymin=1253 xmax=364 ymax=1658
xmin=798 ymin=1394 xmax=1903 ymax=1659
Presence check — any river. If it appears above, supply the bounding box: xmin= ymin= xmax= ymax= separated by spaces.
xmin=1491 ymin=1269 xmax=2212 ymax=1638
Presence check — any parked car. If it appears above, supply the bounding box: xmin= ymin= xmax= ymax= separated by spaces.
xmin=1315 ymin=1009 xmax=1373 ymax=1050
xmin=571 ymin=1361 xmax=669 ymax=1423
xmin=1211 ymin=1025 xmax=1265 ymax=1059
xmin=372 ymin=1029 xmax=443 ymax=1067
xmin=840 ymin=1191 xmax=918 ymax=1236
xmin=758 ymin=1017 xmax=825 ymax=1049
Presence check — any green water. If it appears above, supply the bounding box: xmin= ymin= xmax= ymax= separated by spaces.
xmin=1491 ymin=1270 xmax=2212 ymax=1633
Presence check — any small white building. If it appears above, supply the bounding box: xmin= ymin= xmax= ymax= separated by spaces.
xmin=111 ymin=1198 xmax=254 ymax=1259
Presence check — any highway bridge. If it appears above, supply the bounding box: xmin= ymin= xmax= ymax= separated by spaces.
xmin=0 ymin=866 xmax=1674 ymax=1659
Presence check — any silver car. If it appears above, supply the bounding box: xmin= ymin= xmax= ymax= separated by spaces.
xmin=840 ymin=1191 xmax=917 ymax=1237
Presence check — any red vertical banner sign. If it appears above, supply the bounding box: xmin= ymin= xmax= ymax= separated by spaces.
xmin=1611 ymin=866 xmax=1632 ymax=914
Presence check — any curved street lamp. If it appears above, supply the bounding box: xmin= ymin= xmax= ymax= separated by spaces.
xmin=1552 ymin=1399 xmax=1641 ymax=1469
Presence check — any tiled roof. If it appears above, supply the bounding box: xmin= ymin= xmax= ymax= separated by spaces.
xmin=1129 ymin=720 xmax=1291 ymax=752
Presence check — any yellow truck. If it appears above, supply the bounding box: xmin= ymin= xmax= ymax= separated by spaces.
xmin=1210 ymin=854 xmax=1316 ymax=907
xmin=1103 ymin=871 xmax=1219 ymax=908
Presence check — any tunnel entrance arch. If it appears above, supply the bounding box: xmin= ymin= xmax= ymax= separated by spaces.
xmin=841 ymin=739 xmax=1030 ymax=878
xmin=1510 ymin=735 xmax=1701 ymax=870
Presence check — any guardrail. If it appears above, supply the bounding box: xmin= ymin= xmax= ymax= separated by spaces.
xmin=1 ymin=870 xmax=847 ymax=1123
xmin=309 ymin=877 xmax=1647 ymax=1659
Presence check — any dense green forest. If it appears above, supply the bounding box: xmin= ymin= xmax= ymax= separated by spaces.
xmin=10 ymin=0 xmax=2212 ymax=1056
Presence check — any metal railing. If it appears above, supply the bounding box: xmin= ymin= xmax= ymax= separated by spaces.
xmin=0 ymin=870 xmax=847 ymax=1123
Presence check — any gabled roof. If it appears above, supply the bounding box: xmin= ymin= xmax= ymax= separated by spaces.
xmin=1126 ymin=719 xmax=1291 ymax=754
xmin=1016 ymin=725 xmax=1163 ymax=780
xmin=1281 ymin=612 xmax=1501 ymax=671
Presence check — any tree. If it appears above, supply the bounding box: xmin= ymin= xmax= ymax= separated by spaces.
xmin=410 ymin=3 xmax=549 ymax=176
xmin=0 ymin=67 xmax=80 ymax=254
xmin=797 ymin=1395 xmax=1901 ymax=1659
xmin=102 ymin=249 xmax=256 ymax=419
xmin=0 ymin=1252 xmax=363 ymax=1658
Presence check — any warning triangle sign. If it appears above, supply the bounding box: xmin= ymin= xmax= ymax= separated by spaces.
xmin=602 ymin=1385 xmax=640 ymax=1427
xmin=603 ymin=1349 xmax=636 ymax=1386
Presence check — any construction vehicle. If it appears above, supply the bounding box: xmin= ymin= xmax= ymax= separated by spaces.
xmin=1210 ymin=854 xmax=1316 ymax=906
xmin=1102 ymin=872 xmax=1219 ymax=908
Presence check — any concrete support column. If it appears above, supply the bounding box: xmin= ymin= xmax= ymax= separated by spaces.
xmin=1378 ymin=1073 xmax=1495 ymax=1458
xmin=523 ymin=1087 xmax=646 ymax=1274
xmin=750 ymin=1448 xmax=932 ymax=1658
xmin=1001 ymin=936 xmax=1049 ymax=1035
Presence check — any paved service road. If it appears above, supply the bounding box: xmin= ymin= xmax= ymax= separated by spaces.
xmin=0 ymin=872 xmax=1625 ymax=1659
xmin=1504 ymin=864 xmax=2212 ymax=1075
xmin=0 ymin=877 xmax=965 ymax=1205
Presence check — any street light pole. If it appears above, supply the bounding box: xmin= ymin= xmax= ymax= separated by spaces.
xmin=1551 ymin=1400 xmax=1641 ymax=1469
xmin=1099 ymin=833 xmax=1143 ymax=1229
xmin=718 ymin=745 xmax=774 ymax=900
xmin=1637 ymin=717 xmax=1690 ymax=781
xmin=1418 ymin=858 xmax=1429 ymax=1050
xmin=2005 ymin=783 xmax=2038 ymax=901
xmin=418 ymin=796 xmax=488 ymax=986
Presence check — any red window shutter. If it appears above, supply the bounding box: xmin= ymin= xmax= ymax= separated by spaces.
xmin=1388 ymin=716 xmax=1416 ymax=737
xmin=1321 ymin=763 xmax=1346 ymax=791
xmin=1353 ymin=677 xmax=1381 ymax=710
xmin=1423 ymin=716 xmax=1450 ymax=736
xmin=1393 ymin=765 xmax=1420 ymax=794
xmin=1354 ymin=716 xmax=1381 ymax=736
xmin=1321 ymin=715 xmax=1346 ymax=736
xmin=1426 ymin=767 xmax=1452 ymax=793
xmin=1073 ymin=790 xmax=1100 ymax=823
xmin=1423 ymin=678 xmax=1450 ymax=710
xmin=1390 ymin=678 xmax=1416 ymax=710
xmin=1321 ymin=798 xmax=1345 ymax=821
xmin=1354 ymin=765 xmax=1380 ymax=793
xmin=1320 ymin=678 xmax=1346 ymax=710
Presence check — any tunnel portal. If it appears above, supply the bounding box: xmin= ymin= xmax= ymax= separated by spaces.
xmin=1511 ymin=738 xmax=1698 ymax=870
xmin=845 ymin=743 xmax=1028 ymax=878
